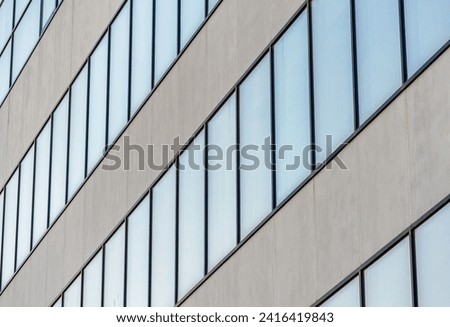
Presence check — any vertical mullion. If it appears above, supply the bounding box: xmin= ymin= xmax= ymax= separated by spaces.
xmin=148 ymin=192 xmax=152 ymax=307
xmin=409 ymin=230 xmax=419 ymax=307
xmin=307 ymin=0 xmax=316 ymax=171
xmin=235 ymin=88 xmax=241 ymax=243
xmin=100 ymin=245 xmax=105 ymax=307
xmin=13 ymin=166 xmax=21 ymax=271
xmin=39 ymin=0 xmax=44 ymax=32
xmin=123 ymin=217 xmax=128 ymax=307
xmin=174 ymin=158 xmax=180 ymax=304
xmin=9 ymin=0 xmax=15 ymax=88
xmin=398 ymin=0 xmax=408 ymax=82
xmin=105 ymin=30 xmax=111 ymax=149
xmin=151 ymin=0 xmax=156 ymax=88
xmin=269 ymin=48 xmax=277 ymax=209
xmin=65 ymin=89 xmax=72 ymax=203
xmin=359 ymin=270 xmax=365 ymax=307
xmin=80 ymin=270 xmax=84 ymax=307
xmin=176 ymin=0 xmax=181 ymax=54
xmin=204 ymin=0 xmax=207 ymax=18
xmin=204 ymin=123 xmax=208 ymax=276
xmin=30 ymin=141 xmax=37 ymax=251
xmin=47 ymin=117 xmax=53 ymax=228
xmin=127 ymin=0 xmax=133 ymax=121
xmin=350 ymin=0 xmax=360 ymax=129
xmin=0 ymin=177 xmax=6 ymax=288
xmin=84 ymin=61 xmax=90 ymax=178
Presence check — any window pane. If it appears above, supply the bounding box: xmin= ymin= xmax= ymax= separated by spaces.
xmin=239 ymin=55 xmax=272 ymax=239
xmin=0 ymin=192 xmax=3 ymax=287
xmin=321 ymin=277 xmax=360 ymax=307
xmin=41 ymin=0 xmax=56 ymax=31
xmin=1 ymin=170 xmax=19 ymax=289
xmin=404 ymin=0 xmax=450 ymax=77
xmin=274 ymin=13 xmax=310 ymax=204
xmin=14 ymin=0 xmax=30 ymax=23
xmin=178 ymin=131 xmax=205 ymax=300
xmin=12 ymin=0 xmax=40 ymax=81
xmin=312 ymin=0 xmax=354 ymax=164
xmin=0 ymin=41 xmax=11 ymax=103
xmin=83 ymin=249 xmax=103 ymax=307
xmin=151 ymin=167 xmax=176 ymax=307
xmin=63 ymin=274 xmax=81 ymax=307
xmin=68 ymin=65 xmax=88 ymax=199
xmin=415 ymin=204 xmax=450 ymax=306
xmin=33 ymin=120 xmax=51 ymax=247
xmin=131 ymin=0 xmax=153 ymax=115
xmin=207 ymin=94 xmax=237 ymax=270
xmin=0 ymin=0 xmax=13 ymax=50
xmin=126 ymin=196 xmax=150 ymax=307
xmin=104 ymin=224 xmax=125 ymax=307
xmin=16 ymin=145 xmax=34 ymax=267
xmin=154 ymin=0 xmax=178 ymax=82
xmin=365 ymin=238 xmax=412 ymax=307
xmin=108 ymin=2 xmax=130 ymax=145
xmin=180 ymin=0 xmax=204 ymax=48
xmin=88 ymin=34 xmax=108 ymax=173
xmin=49 ymin=95 xmax=69 ymax=224
xmin=356 ymin=0 xmax=402 ymax=122
xmin=52 ymin=297 xmax=62 ymax=307
xmin=208 ymin=0 xmax=219 ymax=13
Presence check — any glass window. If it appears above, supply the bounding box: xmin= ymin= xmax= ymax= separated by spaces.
xmin=87 ymin=34 xmax=108 ymax=174
xmin=0 ymin=191 xmax=3 ymax=287
xmin=104 ymin=224 xmax=125 ymax=307
xmin=0 ymin=0 xmax=13 ymax=51
xmin=312 ymin=0 xmax=354 ymax=164
xmin=151 ymin=167 xmax=176 ymax=307
xmin=83 ymin=249 xmax=103 ymax=307
xmin=126 ymin=196 xmax=150 ymax=307
xmin=1 ymin=170 xmax=19 ymax=289
xmin=33 ymin=120 xmax=51 ymax=247
xmin=274 ymin=13 xmax=310 ymax=204
xmin=41 ymin=0 xmax=56 ymax=31
xmin=180 ymin=0 xmax=204 ymax=48
xmin=108 ymin=2 xmax=130 ymax=145
xmin=0 ymin=41 xmax=11 ymax=103
xmin=404 ymin=0 xmax=450 ymax=77
xmin=321 ymin=277 xmax=360 ymax=307
xmin=63 ymin=274 xmax=82 ymax=307
xmin=415 ymin=204 xmax=450 ymax=306
xmin=52 ymin=297 xmax=62 ymax=307
xmin=365 ymin=238 xmax=412 ymax=307
xmin=12 ymin=0 xmax=40 ymax=81
xmin=239 ymin=55 xmax=272 ymax=239
xmin=178 ymin=131 xmax=205 ymax=300
xmin=16 ymin=145 xmax=34 ymax=267
xmin=68 ymin=65 xmax=88 ymax=199
xmin=14 ymin=0 xmax=31 ymax=24
xmin=208 ymin=0 xmax=219 ymax=13
xmin=355 ymin=0 xmax=402 ymax=122
xmin=154 ymin=0 xmax=178 ymax=82
xmin=49 ymin=95 xmax=69 ymax=224
xmin=207 ymin=94 xmax=237 ymax=270
xmin=130 ymin=0 xmax=153 ymax=115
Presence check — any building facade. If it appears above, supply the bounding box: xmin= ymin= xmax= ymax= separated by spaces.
xmin=0 ymin=0 xmax=449 ymax=307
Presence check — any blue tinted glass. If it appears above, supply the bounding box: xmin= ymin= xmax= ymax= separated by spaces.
xmin=416 ymin=204 xmax=450 ymax=306
xmin=274 ymin=13 xmax=310 ymax=204
xmin=239 ymin=55 xmax=272 ymax=239
xmin=108 ymin=2 xmax=130 ymax=145
xmin=50 ymin=95 xmax=69 ymax=224
xmin=154 ymin=0 xmax=178 ymax=82
xmin=126 ymin=196 xmax=150 ymax=307
xmin=131 ymin=0 xmax=153 ymax=115
xmin=63 ymin=274 xmax=81 ymax=307
xmin=312 ymin=0 xmax=354 ymax=163
xmin=208 ymin=0 xmax=219 ymax=13
xmin=16 ymin=145 xmax=34 ymax=267
xmin=404 ymin=0 xmax=450 ymax=77
xmin=356 ymin=0 xmax=402 ymax=122
xmin=180 ymin=0 xmax=204 ymax=48
xmin=1 ymin=170 xmax=19 ymax=289
xmin=321 ymin=277 xmax=360 ymax=307
xmin=14 ymin=0 xmax=30 ymax=24
xmin=83 ymin=250 xmax=103 ymax=307
xmin=207 ymin=94 xmax=237 ymax=270
xmin=151 ymin=167 xmax=176 ymax=307
xmin=0 ymin=0 xmax=13 ymax=51
xmin=68 ymin=65 xmax=88 ymax=199
xmin=0 ymin=41 xmax=11 ymax=102
xmin=87 ymin=34 xmax=108 ymax=174
xmin=178 ymin=131 xmax=205 ymax=300
xmin=41 ymin=0 xmax=56 ymax=30
xmin=104 ymin=224 xmax=125 ymax=307
xmin=33 ymin=120 xmax=51 ymax=246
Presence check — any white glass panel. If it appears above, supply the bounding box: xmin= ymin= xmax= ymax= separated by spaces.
xmin=180 ymin=0 xmax=204 ymax=48
xmin=0 ymin=41 xmax=11 ymax=104
xmin=178 ymin=131 xmax=205 ymax=300
xmin=16 ymin=145 xmax=34 ymax=267
xmin=87 ymin=34 xmax=108 ymax=173
xmin=0 ymin=0 xmax=13 ymax=50
xmin=131 ymin=0 xmax=153 ymax=115
xmin=274 ymin=13 xmax=310 ymax=204
xmin=365 ymin=238 xmax=412 ymax=307
xmin=239 ymin=55 xmax=272 ymax=239
xmin=33 ymin=120 xmax=51 ymax=246
xmin=1 ymin=170 xmax=19 ymax=288
xmin=126 ymin=196 xmax=150 ymax=307
xmin=321 ymin=277 xmax=360 ymax=307
xmin=49 ymin=95 xmax=69 ymax=224
xmin=108 ymin=2 xmax=130 ymax=145
xmin=151 ymin=167 xmax=176 ymax=307
xmin=104 ymin=224 xmax=125 ymax=307
xmin=207 ymin=94 xmax=237 ymax=270
xmin=68 ymin=65 xmax=88 ymax=199
xmin=83 ymin=249 xmax=103 ymax=307
xmin=41 ymin=0 xmax=56 ymax=30
xmin=52 ymin=297 xmax=62 ymax=307
xmin=14 ymin=0 xmax=30 ymax=23
xmin=63 ymin=275 xmax=81 ymax=307
xmin=208 ymin=0 xmax=219 ymax=13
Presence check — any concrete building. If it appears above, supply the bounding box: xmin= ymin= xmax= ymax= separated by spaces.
xmin=0 ymin=0 xmax=449 ymax=307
